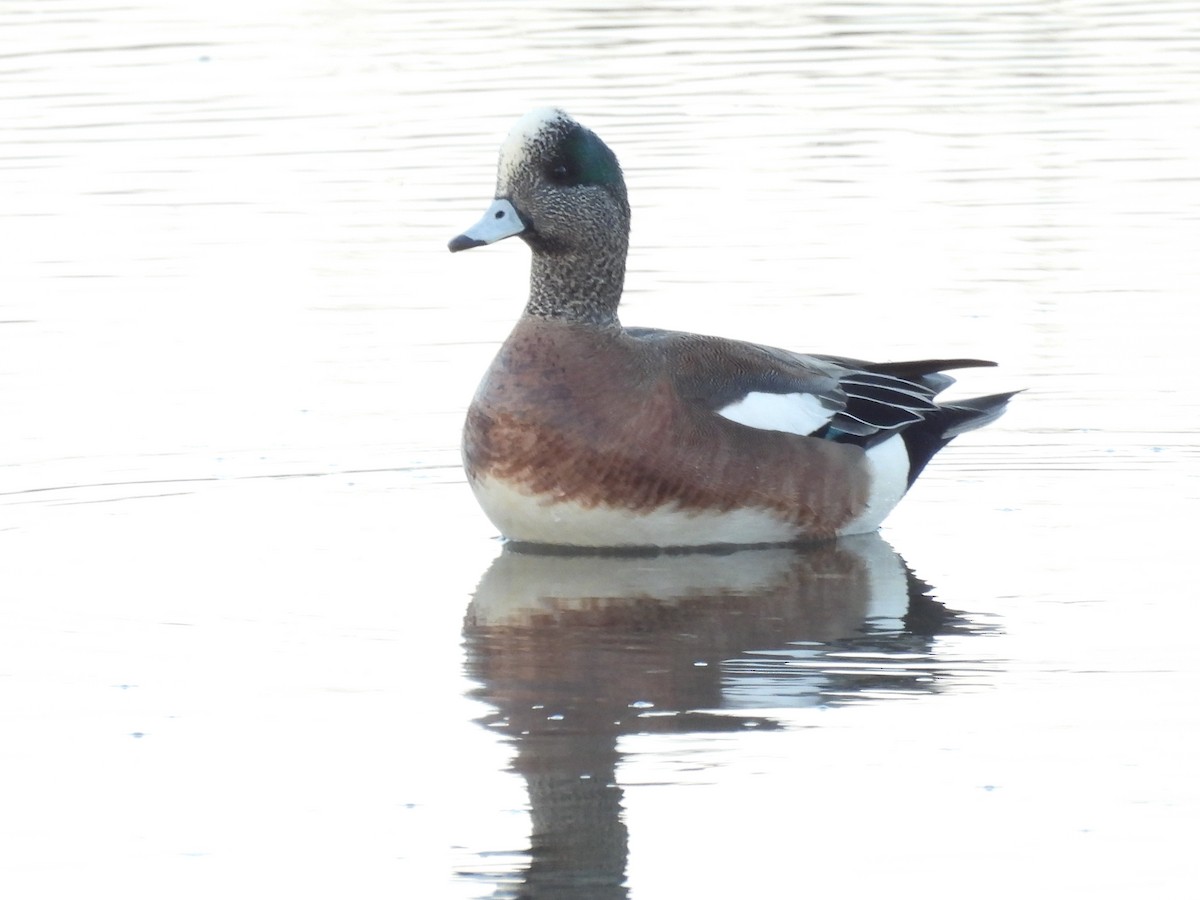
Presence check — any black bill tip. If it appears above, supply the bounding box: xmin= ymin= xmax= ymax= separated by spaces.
xmin=448 ymin=234 xmax=486 ymax=253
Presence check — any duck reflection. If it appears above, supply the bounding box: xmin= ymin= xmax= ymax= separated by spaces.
xmin=461 ymin=534 xmax=972 ymax=899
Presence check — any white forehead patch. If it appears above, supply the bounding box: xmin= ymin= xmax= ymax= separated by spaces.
xmin=497 ymin=107 xmax=572 ymax=191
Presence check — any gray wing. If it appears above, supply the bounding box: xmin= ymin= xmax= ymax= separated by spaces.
xmin=626 ymin=327 xmax=996 ymax=446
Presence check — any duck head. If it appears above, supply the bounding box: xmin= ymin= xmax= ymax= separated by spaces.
xmin=449 ymin=108 xmax=629 ymax=254
xmin=449 ymin=109 xmax=631 ymax=324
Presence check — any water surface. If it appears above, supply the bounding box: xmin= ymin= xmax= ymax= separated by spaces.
xmin=3 ymin=2 xmax=1199 ymax=898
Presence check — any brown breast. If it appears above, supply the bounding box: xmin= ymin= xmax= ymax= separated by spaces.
xmin=463 ymin=317 xmax=870 ymax=537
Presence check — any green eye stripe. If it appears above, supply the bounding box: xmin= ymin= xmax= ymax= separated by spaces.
xmin=551 ymin=125 xmax=621 ymax=187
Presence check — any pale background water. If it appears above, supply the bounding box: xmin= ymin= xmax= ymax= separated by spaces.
xmin=2 ymin=1 xmax=1198 ymax=897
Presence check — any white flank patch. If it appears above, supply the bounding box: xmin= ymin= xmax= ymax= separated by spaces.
xmin=717 ymin=391 xmax=833 ymax=436
xmin=839 ymin=434 xmax=911 ymax=536
xmin=470 ymin=475 xmax=799 ymax=549
xmin=498 ymin=107 xmax=570 ymax=191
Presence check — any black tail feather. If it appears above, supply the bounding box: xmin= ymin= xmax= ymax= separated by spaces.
xmin=901 ymin=391 xmax=1019 ymax=488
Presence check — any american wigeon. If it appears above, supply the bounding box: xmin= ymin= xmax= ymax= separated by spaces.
xmin=449 ymin=108 xmax=1013 ymax=549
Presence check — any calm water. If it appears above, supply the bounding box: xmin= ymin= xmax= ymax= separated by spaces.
xmin=3 ymin=1 xmax=1199 ymax=897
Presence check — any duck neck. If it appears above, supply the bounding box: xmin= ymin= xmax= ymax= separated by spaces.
xmin=524 ymin=242 xmax=627 ymax=328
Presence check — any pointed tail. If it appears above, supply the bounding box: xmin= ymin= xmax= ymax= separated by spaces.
xmin=902 ymin=391 xmax=1019 ymax=487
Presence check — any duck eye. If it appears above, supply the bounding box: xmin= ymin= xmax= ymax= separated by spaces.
xmin=547 ymin=161 xmax=574 ymax=185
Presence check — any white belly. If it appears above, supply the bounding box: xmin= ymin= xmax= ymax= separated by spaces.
xmin=467 ymin=434 xmax=911 ymax=548
xmin=468 ymin=474 xmax=798 ymax=548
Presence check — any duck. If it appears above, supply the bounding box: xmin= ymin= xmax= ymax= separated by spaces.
xmin=448 ymin=108 xmax=1013 ymax=549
